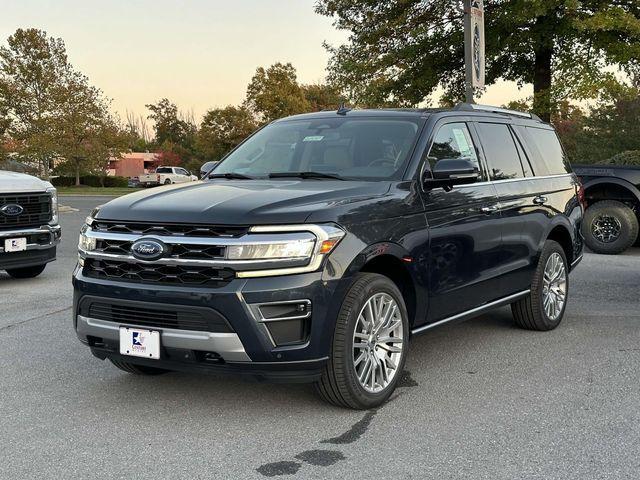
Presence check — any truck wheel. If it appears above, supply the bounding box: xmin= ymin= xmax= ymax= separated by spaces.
xmin=512 ymin=240 xmax=568 ymax=331
xmin=164 ymin=179 xmax=172 ymax=185
xmin=583 ymin=200 xmax=638 ymax=254
xmin=315 ymin=273 xmax=409 ymax=409
xmin=6 ymin=264 xmax=46 ymax=279
xmin=109 ymin=359 xmax=168 ymax=375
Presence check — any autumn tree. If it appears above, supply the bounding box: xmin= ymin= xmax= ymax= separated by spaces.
xmin=245 ymin=63 xmax=312 ymax=123
xmin=316 ymin=1 xmax=640 ymax=121
xmin=146 ymin=98 xmax=198 ymax=170
xmin=196 ymin=105 xmax=257 ymax=162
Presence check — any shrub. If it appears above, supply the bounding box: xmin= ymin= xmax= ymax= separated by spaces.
xmin=51 ymin=175 xmax=129 ymax=187
xmin=606 ymin=150 xmax=640 ymax=167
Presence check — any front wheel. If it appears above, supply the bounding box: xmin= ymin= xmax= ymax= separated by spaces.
xmin=6 ymin=264 xmax=47 ymax=279
xmin=512 ymin=240 xmax=568 ymax=331
xmin=315 ymin=273 xmax=409 ymax=409
xmin=164 ymin=179 xmax=172 ymax=185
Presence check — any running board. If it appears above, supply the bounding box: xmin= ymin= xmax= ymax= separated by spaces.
xmin=411 ymin=290 xmax=531 ymax=336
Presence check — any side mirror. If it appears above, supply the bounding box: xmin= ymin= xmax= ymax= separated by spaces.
xmin=423 ymin=158 xmax=480 ymax=190
xmin=200 ymin=161 xmax=219 ymax=178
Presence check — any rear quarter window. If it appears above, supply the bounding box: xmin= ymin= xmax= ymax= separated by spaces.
xmin=515 ymin=126 xmax=571 ymax=176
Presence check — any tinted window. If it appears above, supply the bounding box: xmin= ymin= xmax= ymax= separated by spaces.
xmin=215 ymin=117 xmax=422 ymax=180
xmin=521 ymin=127 xmax=571 ymax=175
xmin=156 ymin=167 xmax=172 ymax=174
xmin=477 ymin=123 xmax=524 ymax=180
xmin=427 ymin=122 xmax=480 ymax=172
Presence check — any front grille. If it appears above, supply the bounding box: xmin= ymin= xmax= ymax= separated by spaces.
xmin=0 ymin=193 xmax=51 ymax=229
xmin=94 ymin=239 xmax=226 ymax=260
xmin=92 ymin=221 xmax=248 ymax=238
xmin=83 ymin=258 xmax=234 ymax=286
xmin=80 ymin=298 xmax=233 ymax=332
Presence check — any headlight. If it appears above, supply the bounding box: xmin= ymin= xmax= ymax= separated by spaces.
xmin=235 ymin=224 xmax=345 ymax=278
xmin=226 ymin=235 xmax=315 ymax=260
xmin=78 ymin=227 xmax=96 ymax=252
xmin=47 ymin=187 xmax=58 ymax=225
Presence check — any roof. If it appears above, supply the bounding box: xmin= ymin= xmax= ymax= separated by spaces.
xmin=275 ymin=103 xmax=544 ymax=124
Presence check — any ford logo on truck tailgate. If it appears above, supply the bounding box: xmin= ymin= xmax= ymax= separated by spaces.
xmin=131 ymin=239 xmax=167 ymax=261
xmin=1 ymin=204 xmax=24 ymax=216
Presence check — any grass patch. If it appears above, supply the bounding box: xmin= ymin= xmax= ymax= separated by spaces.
xmin=57 ymin=186 xmax=138 ymax=196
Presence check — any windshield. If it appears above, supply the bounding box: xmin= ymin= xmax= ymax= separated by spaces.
xmin=213 ymin=117 xmax=422 ymax=180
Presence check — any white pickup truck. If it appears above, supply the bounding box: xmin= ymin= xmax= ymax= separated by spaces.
xmin=0 ymin=170 xmax=61 ymax=278
xmin=139 ymin=166 xmax=198 ymax=187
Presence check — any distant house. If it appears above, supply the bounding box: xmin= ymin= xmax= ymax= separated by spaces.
xmin=107 ymin=152 xmax=159 ymax=177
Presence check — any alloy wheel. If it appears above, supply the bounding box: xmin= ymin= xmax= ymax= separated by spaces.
xmin=352 ymin=293 xmax=404 ymax=393
xmin=542 ymin=252 xmax=567 ymax=321
xmin=591 ymin=214 xmax=622 ymax=243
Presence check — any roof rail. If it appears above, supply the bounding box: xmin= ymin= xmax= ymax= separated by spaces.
xmin=455 ymin=103 xmax=541 ymax=121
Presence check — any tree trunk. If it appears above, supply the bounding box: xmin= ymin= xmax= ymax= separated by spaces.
xmin=533 ymin=46 xmax=553 ymax=123
xmin=75 ymin=163 xmax=81 ymax=186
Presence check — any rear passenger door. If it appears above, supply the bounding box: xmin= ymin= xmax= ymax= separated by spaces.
xmin=421 ymin=121 xmax=503 ymax=322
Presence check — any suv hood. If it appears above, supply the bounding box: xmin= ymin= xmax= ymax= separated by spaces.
xmin=0 ymin=171 xmax=52 ymax=193
xmin=96 ymin=180 xmax=392 ymax=225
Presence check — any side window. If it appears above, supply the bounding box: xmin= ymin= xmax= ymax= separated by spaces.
xmin=426 ymin=122 xmax=480 ymax=172
xmin=476 ymin=123 xmax=524 ymax=181
xmin=178 ymin=168 xmax=189 ymax=175
xmin=525 ymin=127 xmax=571 ymax=175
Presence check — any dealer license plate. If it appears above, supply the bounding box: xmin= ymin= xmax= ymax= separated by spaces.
xmin=4 ymin=238 xmax=27 ymax=253
xmin=119 ymin=327 xmax=160 ymax=360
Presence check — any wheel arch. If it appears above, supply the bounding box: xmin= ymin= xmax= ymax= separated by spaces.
xmin=544 ymin=221 xmax=575 ymax=266
xmin=343 ymin=242 xmax=421 ymax=327
xmin=582 ymin=178 xmax=640 ymax=209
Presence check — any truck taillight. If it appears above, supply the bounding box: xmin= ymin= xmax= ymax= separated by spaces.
xmin=157 ymin=174 xmax=160 ymax=182
xmin=577 ymin=182 xmax=586 ymax=210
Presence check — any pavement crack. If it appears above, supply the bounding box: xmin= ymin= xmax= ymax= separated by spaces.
xmin=0 ymin=306 xmax=71 ymax=333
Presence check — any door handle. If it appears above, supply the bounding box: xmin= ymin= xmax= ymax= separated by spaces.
xmin=533 ymin=196 xmax=548 ymax=205
xmin=480 ymin=205 xmax=499 ymax=214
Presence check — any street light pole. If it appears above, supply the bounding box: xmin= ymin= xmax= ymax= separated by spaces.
xmin=464 ymin=0 xmax=485 ymax=104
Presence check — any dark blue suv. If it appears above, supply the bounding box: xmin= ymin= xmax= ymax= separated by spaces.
xmin=73 ymin=104 xmax=584 ymax=409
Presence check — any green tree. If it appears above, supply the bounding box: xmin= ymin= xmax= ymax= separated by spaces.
xmin=245 ymin=63 xmax=311 ymax=122
xmin=0 ymin=28 xmax=74 ymax=178
xmin=54 ymin=74 xmax=128 ymax=185
xmin=146 ymin=98 xmax=198 ymax=170
xmin=196 ymin=105 xmax=257 ymax=163
xmin=301 ymin=83 xmax=343 ymax=111
xmin=316 ymin=1 xmax=640 ymax=121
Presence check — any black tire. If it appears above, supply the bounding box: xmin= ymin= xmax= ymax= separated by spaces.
xmin=583 ymin=200 xmax=639 ymax=255
xmin=5 ymin=264 xmax=46 ymax=279
xmin=511 ymin=240 xmax=568 ymax=331
xmin=164 ymin=179 xmax=172 ymax=185
xmin=109 ymin=359 xmax=168 ymax=375
xmin=314 ymin=273 xmax=409 ymax=409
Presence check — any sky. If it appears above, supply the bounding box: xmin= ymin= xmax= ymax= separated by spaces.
xmin=1 ymin=0 xmax=529 ymax=123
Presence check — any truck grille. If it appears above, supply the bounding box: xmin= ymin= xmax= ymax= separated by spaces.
xmin=94 ymin=239 xmax=226 ymax=260
xmin=79 ymin=297 xmax=233 ymax=333
xmin=83 ymin=259 xmax=235 ymax=286
xmin=0 ymin=193 xmax=51 ymax=229
xmin=92 ymin=221 xmax=248 ymax=238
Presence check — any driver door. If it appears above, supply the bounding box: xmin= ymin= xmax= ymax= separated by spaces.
xmin=420 ymin=121 xmax=503 ymax=322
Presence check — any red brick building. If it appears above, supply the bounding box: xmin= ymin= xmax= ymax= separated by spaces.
xmin=107 ymin=152 xmax=159 ymax=178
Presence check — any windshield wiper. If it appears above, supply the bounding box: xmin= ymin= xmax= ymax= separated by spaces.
xmin=268 ymin=171 xmax=345 ymax=180
xmin=208 ymin=172 xmax=254 ymax=180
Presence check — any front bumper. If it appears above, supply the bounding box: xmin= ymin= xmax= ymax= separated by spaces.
xmin=72 ymin=266 xmax=348 ymax=382
xmin=0 ymin=224 xmax=61 ymax=270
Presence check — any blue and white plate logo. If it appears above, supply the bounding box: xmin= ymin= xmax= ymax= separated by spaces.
xmin=1 ymin=204 xmax=24 ymax=216
xmin=131 ymin=239 xmax=166 ymax=261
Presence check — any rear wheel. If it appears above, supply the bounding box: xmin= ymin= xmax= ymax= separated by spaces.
xmin=164 ymin=178 xmax=172 ymax=185
xmin=583 ymin=200 xmax=638 ymax=254
xmin=315 ymin=273 xmax=409 ymax=409
xmin=512 ymin=240 xmax=568 ymax=331
xmin=109 ymin=359 xmax=168 ymax=375
xmin=6 ymin=264 xmax=47 ymax=279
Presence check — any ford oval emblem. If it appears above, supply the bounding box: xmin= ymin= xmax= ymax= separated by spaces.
xmin=1 ymin=204 xmax=24 ymax=216
xmin=131 ymin=238 xmax=167 ymax=261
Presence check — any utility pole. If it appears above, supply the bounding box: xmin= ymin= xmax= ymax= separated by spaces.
xmin=464 ymin=0 xmax=485 ymax=104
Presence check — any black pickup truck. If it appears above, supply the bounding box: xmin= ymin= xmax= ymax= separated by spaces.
xmin=574 ymin=164 xmax=640 ymax=254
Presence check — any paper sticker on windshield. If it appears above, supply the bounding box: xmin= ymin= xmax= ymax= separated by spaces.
xmin=303 ymin=135 xmax=324 ymax=142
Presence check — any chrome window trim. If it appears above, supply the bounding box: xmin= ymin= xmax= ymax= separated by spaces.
xmin=454 ymin=173 xmax=573 ymax=189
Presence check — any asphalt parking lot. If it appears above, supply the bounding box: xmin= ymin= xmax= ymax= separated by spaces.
xmin=1 ymin=195 xmax=639 ymax=479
